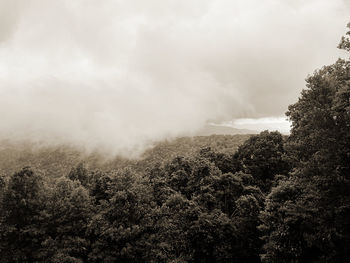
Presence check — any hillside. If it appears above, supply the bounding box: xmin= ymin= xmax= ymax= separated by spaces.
xmin=0 ymin=134 xmax=252 ymax=178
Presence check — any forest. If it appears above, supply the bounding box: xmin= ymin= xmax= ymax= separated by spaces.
xmin=0 ymin=25 xmax=349 ymax=263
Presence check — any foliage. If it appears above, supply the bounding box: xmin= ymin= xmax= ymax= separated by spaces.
xmin=260 ymin=23 xmax=350 ymax=262
xmin=43 ymin=177 xmax=92 ymax=262
xmin=235 ymin=130 xmax=290 ymax=192
xmin=0 ymin=167 xmax=47 ymax=262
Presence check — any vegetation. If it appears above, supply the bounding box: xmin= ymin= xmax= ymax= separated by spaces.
xmin=0 ymin=24 xmax=349 ymax=262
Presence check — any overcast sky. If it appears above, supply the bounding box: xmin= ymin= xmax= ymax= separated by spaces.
xmin=0 ymin=0 xmax=349 ymax=155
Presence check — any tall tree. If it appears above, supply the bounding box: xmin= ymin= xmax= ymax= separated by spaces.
xmin=260 ymin=23 xmax=350 ymax=262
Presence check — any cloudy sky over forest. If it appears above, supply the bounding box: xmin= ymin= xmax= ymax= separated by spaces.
xmin=0 ymin=0 xmax=349 ymax=154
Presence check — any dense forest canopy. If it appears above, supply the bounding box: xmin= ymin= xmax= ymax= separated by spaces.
xmin=0 ymin=24 xmax=349 ymax=262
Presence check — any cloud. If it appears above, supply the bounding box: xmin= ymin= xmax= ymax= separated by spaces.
xmin=0 ymin=0 xmax=348 ymax=155
xmin=0 ymin=0 xmax=20 ymax=42
xmin=227 ymin=117 xmax=291 ymax=134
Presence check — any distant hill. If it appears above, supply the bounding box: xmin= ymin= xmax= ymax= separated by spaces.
xmin=195 ymin=124 xmax=257 ymax=136
xmin=0 ymin=134 xmax=253 ymax=178
xmin=140 ymin=134 xmax=252 ymax=165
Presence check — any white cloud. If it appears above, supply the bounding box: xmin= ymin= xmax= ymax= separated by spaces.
xmin=226 ymin=117 xmax=291 ymax=134
xmin=0 ymin=0 xmax=348 ymax=155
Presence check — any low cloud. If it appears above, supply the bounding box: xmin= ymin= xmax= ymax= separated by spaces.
xmin=0 ymin=0 xmax=348 ymax=155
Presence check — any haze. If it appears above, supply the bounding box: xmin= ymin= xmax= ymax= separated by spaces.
xmin=0 ymin=0 xmax=349 ymax=155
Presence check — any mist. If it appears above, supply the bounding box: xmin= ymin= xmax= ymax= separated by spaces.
xmin=0 ymin=0 xmax=349 ymax=156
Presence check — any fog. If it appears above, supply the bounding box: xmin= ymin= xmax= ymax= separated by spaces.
xmin=0 ymin=0 xmax=349 ymax=155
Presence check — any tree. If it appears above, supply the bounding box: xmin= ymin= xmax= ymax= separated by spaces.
xmin=199 ymin=147 xmax=241 ymax=174
xmin=0 ymin=167 xmax=48 ymax=262
xmin=259 ymin=177 xmax=322 ymax=262
xmin=89 ymin=170 xmax=113 ymax=204
xmin=146 ymin=193 xmax=199 ymax=262
xmin=68 ymin=162 xmax=91 ymax=188
xmin=42 ymin=177 xmax=92 ymax=262
xmin=0 ymin=174 xmax=5 ymax=205
xmin=188 ymin=209 xmax=237 ymax=263
xmin=87 ymin=168 xmax=154 ymax=262
xmin=285 ymin=26 xmax=350 ymax=262
xmin=235 ymin=130 xmax=290 ymax=192
xmin=261 ymin=23 xmax=350 ymax=262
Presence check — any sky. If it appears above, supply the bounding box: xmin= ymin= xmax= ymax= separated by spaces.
xmin=0 ymin=0 xmax=349 ymax=155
